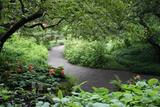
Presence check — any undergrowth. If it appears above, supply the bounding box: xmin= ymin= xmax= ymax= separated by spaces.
xmin=0 ymin=34 xmax=48 ymax=71
xmin=64 ymin=37 xmax=160 ymax=75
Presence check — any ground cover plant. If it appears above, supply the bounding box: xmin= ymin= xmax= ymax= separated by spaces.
xmin=1 ymin=76 xmax=160 ymax=107
xmin=37 ymin=78 xmax=160 ymax=107
xmin=0 ymin=65 xmax=73 ymax=107
xmin=0 ymin=34 xmax=74 ymax=106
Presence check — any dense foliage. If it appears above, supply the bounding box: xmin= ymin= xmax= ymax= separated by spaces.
xmin=1 ymin=0 xmax=160 ymax=71
xmin=0 ymin=34 xmax=48 ymax=71
xmin=0 ymin=65 xmax=73 ymax=106
xmin=1 ymin=0 xmax=160 ymax=106
xmin=1 ymin=78 xmax=159 ymax=107
xmin=19 ymin=28 xmax=64 ymax=49
xmin=63 ymin=0 xmax=160 ymax=74
xmin=49 ymin=78 xmax=160 ymax=107
xmin=0 ymin=34 xmax=74 ymax=106
xmin=1 ymin=0 xmax=160 ymax=47
xmin=65 ymin=38 xmax=160 ymax=75
xmin=1 ymin=0 xmax=125 ymax=49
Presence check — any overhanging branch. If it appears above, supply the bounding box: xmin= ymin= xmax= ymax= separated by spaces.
xmin=0 ymin=9 xmax=44 ymax=43
xmin=0 ymin=21 xmax=15 ymax=30
xmin=25 ymin=18 xmax=64 ymax=29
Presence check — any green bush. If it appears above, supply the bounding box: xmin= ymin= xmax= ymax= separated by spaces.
xmin=0 ymin=34 xmax=48 ymax=71
xmin=48 ymin=39 xmax=65 ymax=50
xmin=64 ymin=38 xmax=160 ymax=74
xmin=65 ymin=38 xmax=124 ymax=68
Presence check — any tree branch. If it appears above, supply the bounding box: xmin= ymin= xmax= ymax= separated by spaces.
xmin=18 ymin=0 xmax=26 ymax=13
xmin=0 ymin=21 xmax=15 ymax=30
xmin=25 ymin=23 xmax=45 ymax=29
xmin=25 ymin=18 xmax=64 ymax=29
xmin=0 ymin=9 xmax=44 ymax=49
xmin=139 ymin=15 xmax=150 ymax=32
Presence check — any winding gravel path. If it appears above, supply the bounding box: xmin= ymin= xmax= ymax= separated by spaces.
xmin=48 ymin=45 xmax=159 ymax=91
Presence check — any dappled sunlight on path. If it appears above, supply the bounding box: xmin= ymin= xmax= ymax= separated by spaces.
xmin=48 ymin=45 xmax=159 ymax=91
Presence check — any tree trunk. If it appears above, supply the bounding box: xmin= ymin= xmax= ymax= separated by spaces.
xmin=0 ymin=9 xmax=44 ymax=51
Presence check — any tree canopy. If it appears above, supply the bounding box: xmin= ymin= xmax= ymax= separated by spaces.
xmin=1 ymin=0 xmax=160 ymax=49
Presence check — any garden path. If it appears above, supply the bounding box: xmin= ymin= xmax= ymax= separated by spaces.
xmin=48 ymin=45 xmax=159 ymax=91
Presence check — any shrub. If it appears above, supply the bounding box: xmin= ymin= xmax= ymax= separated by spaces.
xmin=0 ymin=34 xmax=48 ymax=71
xmin=65 ymin=38 xmax=124 ymax=68
xmin=64 ymin=38 xmax=160 ymax=74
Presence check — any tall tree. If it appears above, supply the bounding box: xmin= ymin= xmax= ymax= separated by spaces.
xmin=0 ymin=0 xmax=131 ymax=50
xmin=131 ymin=0 xmax=160 ymax=56
xmin=0 ymin=0 xmax=66 ymax=50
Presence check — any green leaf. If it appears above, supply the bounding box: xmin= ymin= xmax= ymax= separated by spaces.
xmin=90 ymin=103 xmax=110 ymax=107
xmin=58 ymin=90 xmax=63 ymax=99
xmin=148 ymin=79 xmax=159 ymax=86
xmin=42 ymin=102 xmax=50 ymax=107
